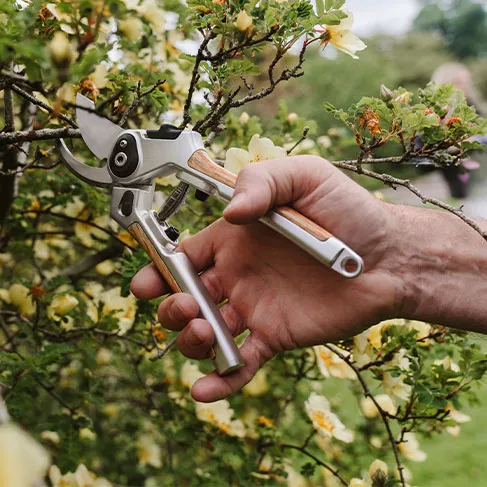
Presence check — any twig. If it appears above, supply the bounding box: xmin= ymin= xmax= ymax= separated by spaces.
xmin=119 ymin=80 xmax=166 ymax=127
xmin=3 ymin=88 xmax=14 ymax=132
xmin=0 ymin=127 xmax=81 ymax=146
xmin=280 ymin=444 xmax=348 ymax=486
xmin=180 ymin=31 xmax=217 ymax=129
xmin=149 ymin=337 xmax=177 ymax=361
xmin=287 ymin=127 xmax=310 ymax=155
xmin=333 ymin=161 xmax=487 ymax=241
xmin=10 ymin=84 xmax=77 ymax=128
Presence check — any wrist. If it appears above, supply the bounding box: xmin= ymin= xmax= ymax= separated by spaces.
xmin=388 ymin=204 xmax=487 ymax=331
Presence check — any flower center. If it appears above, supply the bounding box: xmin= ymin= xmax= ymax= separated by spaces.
xmin=311 ymin=411 xmax=335 ymax=432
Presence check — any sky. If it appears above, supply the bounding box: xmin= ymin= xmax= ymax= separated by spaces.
xmin=344 ymin=0 xmax=421 ymax=36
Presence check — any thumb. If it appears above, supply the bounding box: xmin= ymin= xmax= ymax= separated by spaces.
xmin=223 ymin=157 xmax=306 ymax=225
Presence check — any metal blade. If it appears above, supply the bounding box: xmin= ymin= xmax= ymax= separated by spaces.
xmin=76 ymin=94 xmax=123 ymax=160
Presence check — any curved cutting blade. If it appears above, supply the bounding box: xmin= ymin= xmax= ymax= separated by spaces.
xmin=76 ymin=94 xmax=123 ymax=160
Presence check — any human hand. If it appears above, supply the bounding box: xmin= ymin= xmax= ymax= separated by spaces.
xmin=131 ymin=156 xmax=404 ymax=402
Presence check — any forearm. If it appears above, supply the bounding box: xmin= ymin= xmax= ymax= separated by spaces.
xmin=390 ymin=204 xmax=487 ymax=332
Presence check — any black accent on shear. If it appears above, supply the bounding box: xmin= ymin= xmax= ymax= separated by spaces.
xmin=146 ymin=124 xmax=183 ymax=140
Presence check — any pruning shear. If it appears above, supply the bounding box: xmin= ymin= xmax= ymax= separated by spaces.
xmin=58 ymin=94 xmax=364 ymax=376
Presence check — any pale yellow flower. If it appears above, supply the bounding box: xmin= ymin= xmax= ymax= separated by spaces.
xmin=0 ymin=423 xmax=50 ymax=487
xmin=305 ymin=392 xmax=354 ymax=443
xmin=49 ymin=463 xmax=112 ymax=487
xmin=75 ymin=214 xmax=112 ymax=248
xmin=101 ymin=287 xmax=137 ymax=335
xmin=180 ymin=361 xmax=205 ymax=389
xmin=284 ymin=465 xmax=308 ymax=487
xmin=360 ymin=394 xmax=397 ymax=418
xmin=317 ymin=10 xmax=366 ymax=59
xmin=317 ymin=135 xmax=332 ymax=149
xmin=79 ymin=428 xmax=96 ymax=441
xmin=313 ymin=345 xmax=355 ymax=380
xmin=96 ymin=348 xmax=113 ymax=365
xmin=88 ymin=64 xmax=109 ymax=90
xmin=49 ymin=31 xmax=75 ymax=64
xmin=48 ymin=294 xmax=79 ymax=321
xmin=239 ymin=112 xmax=250 ymax=125
xmin=119 ymin=18 xmax=144 ymax=41
xmin=103 ymin=403 xmax=119 ymax=418
xmin=195 ymin=400 xmax=246 ymax=437
xmin=353 ymin=322 xmax=389 ymax=367
xmin=9 ymin=283 xmax=36 ymax=316
xmin=408 ymin=320 xmax=431 ymax=341
xmin=398 ymin=432 xmax=427 ymax=462
xmin=434 ymin=356 xmax=460 ymax=372
xmin=225 ymin=134 xmax=287 ymax=174
xmin=242 ymin=368 xmax=269 ymax=396
xmin=95 ymin=260 xmax=115 ymax=276
xmin=40 ymin=430 xmax=61 ymax=445
xmin=349 ymin=479 xmax=367 ymax=487
xmin=136 ymin=434 xmax=162 ymax=468
xmin=0 ymin=288 xmax=11 ymax=303
xmin=157 ymin=173 xmax=180 ymax=187
xmin=445 ymin=404 xmax=471 ymax=436
xmin=56 ymin=82 xmax=77 ymax=103
xmin=235 ymin=10 xmax=253 ymax=32
xmin=140 ymin=0 xmax=165 ymax=33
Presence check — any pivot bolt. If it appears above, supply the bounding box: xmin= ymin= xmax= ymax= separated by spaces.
xmin=114 ymin=152 xmax=128 ymax=167
xmin=165 ymin=226 xmax=180 ymax=242
xmin=119 ymin=139 xmax=128 ymax=148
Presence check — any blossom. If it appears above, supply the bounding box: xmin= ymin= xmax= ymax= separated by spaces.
xmin=79 ymin=428 xmax=96 ymax=441
xmin=49 ymin=31 xmax=74 ymax=64
xmin=353 ymin=321 xmax=390 ymax=367
xmin=119 ymin=18 xmax=144 ymax=41
xmin=95 ymin=260 xmax=115 ymax=276
xmin=313 ymin=345 xmax=355 ymax=380
xmin=96 ymin=348 xmax=113 ymax=365
xmin=304 ymin=392 xmax=354 ymax=443
xmin=0 ymin=423 xmax=50 ymax=487
xmin=235 ymin=10 xmax=253 ymax=32
xmin=242 ymin=368 xmax=269 ymax=396
xmin=398 ymin=432 xmax=427 ymax=462
xmin=49 ymin=463 xmax=112 ymax=487
xmin=408 ymin=320 xmax=432 ymax=341
xmin=136 ymin=434 xmax=162 ymax=468
xmin=434 ymin=356 xmax=460 ymax=373
xmin=47 ymin=294 xmax=79 ymax=321
xmin=445 ymin=404 xmax=471 ymax=436
xmin=195 ymin=400 xmax=246 ymax=437
xmin=180 ymin=361 xmax=205 ymax=389
xmin=75 ymin=214 xmax=113 ymax=248
xmin=239 ymin=112 xmax=250 ymax=125
xmin=40 ymin=430 xmax=61 ymax=445
xmin=101 ymin=287 xmax=137 ymax=335
xmin=360 ymin=394 xmax=397 ymax=418
xmin=316 ymin=10 xmax=366 ymax=59
xmin=224 ymin=134 xmax=287 ymax=174
xmin=9 ymin=283 xmax=36 ymax=316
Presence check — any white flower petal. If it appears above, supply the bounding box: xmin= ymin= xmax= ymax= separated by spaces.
xmin=224 ymin=148 xmax=252 ymax=174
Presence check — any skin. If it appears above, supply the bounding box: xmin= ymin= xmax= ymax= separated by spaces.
xmin=131 ymin=156 xmax=487 ymax=403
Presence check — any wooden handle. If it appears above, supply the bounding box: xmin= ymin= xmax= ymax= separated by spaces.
xmin=128 ymin=223 xmax=182 ymax=293
xmin=188 ymin=150 xmax=332 ymax=241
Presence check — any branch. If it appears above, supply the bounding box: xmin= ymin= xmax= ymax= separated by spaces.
xmin=333 ymin=161 xmax=487 ymax=241
xmin=280 ymin=444 xmax=348 ymax=486
xmin=57 ymin=243 xmax=124 ymax=280
xmin=325 ymin=344 xmax=407 ymax=487
xmin=180 ymin=31 xmax=217 ymax=129
xmin=10 ymin=84 xmax=77 ymax=128
xmin=0 ymin=127 xmax=81 ymax=146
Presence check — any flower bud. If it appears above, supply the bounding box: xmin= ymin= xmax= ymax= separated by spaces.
xmin=239 ymin=111 xmax=250 ymax=125
xmin=119 ymin=18 xmax=144 ymax=41
xmin=380 ymin=84 xmax=394 ymax=101
xmin=235 ymin=10 xmax=253 ymax=32
xmin=287 ymin=112 xmax=299 ymax=123
xmin=369 ymin=459 xmax=388 ymax=485
xmin=394 ymin=91 xmax=410 ymax=104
